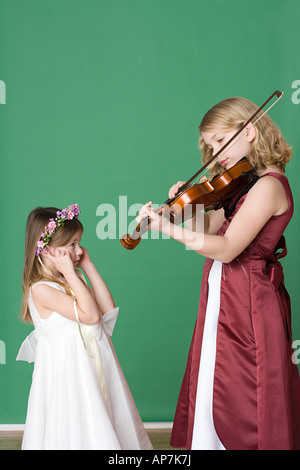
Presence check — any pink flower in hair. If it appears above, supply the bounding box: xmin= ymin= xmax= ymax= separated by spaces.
xmin=48 ymin=221 xmax=56 ymax=229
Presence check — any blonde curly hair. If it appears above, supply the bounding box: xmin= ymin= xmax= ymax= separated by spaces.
xmin=199 ymin=96 xmax=292 ymax=176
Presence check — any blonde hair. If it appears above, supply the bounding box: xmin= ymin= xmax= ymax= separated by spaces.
xmin=21 ymin=206 xmax=83 ymax=323
xmin=199 ymin=96 xmax=292 ymax=176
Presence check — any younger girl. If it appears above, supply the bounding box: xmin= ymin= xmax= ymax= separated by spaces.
xmin=17 ymin=204 xmax=153 ymax=450
xmin=136 ymin=96 xmax=300 ymax=450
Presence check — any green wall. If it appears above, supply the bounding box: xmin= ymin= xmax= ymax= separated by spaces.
xmin=0 ymin=0 xmax=299 ymax=423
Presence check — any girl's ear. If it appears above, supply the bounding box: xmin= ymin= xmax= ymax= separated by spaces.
xmin=40 ymin=251 xmax=49 ymax=261
xmin=47 ymin=247 xmax=52 ymax=256
xmin=42 ymin=246 xmax=54 ymax=258
xmin=245 ymin=122 xmax=256 ymax=142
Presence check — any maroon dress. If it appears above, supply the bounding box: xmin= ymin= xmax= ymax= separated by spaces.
xmin=170 ymin=173 xmax=300 ymax=450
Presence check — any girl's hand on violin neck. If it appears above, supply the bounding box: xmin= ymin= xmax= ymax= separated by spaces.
xmin=168 ymin=181 xmax=186 ymax=199
xmin=136 ymin=201 xmax=157 ymax=224
xmin=136 ymin=201 xmax=166 ymax=232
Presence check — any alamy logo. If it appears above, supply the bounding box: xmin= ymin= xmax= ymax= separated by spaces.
xmin=95 ymin=196 xmax=204 ymax=250
xmin=0 ymin=80 xmax=6 ymax=104
xmin=0 ymin=340 xmax=6 ymax=364
xmin=291 ymin=80 xmax=300 ymax=105
xmin=292 ymin=340 xmax=300 ymax=365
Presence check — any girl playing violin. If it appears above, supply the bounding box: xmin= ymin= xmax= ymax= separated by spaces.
xmin=136 ymin=96 xmax=300 ymax=450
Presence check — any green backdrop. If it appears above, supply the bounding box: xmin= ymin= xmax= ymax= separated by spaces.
xmin=0 ymin=0 xmax=299 ymax=424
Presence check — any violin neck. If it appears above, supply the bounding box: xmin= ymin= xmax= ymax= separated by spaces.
xmin=132 ymin=216 xmax=151 ymax=240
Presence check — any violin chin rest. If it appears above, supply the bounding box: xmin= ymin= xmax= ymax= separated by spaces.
xmin=120 ymin=234 xmax=141 ymax=250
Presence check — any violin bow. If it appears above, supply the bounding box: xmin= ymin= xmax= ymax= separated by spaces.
xmin=167 ymin=89 xmax=283 ymax=203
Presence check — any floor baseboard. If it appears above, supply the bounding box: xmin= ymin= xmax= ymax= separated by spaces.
xmin=0 ymin=422 xmax=173 ymax=431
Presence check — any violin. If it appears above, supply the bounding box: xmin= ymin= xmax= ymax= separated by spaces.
xmin=121 ymin=90 xmax=283 ymax=251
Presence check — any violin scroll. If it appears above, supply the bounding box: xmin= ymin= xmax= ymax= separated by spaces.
xmin=120 ymin=216 xmax=151 ymax=250
xmin=120 ymin=234 xmax=141 ymax=250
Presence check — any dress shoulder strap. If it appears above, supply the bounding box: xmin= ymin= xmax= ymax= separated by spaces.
xmin=29 ymin=281 xmax=66 ymax=324
xmin=31 ymin=280 xmax=66 ymax=293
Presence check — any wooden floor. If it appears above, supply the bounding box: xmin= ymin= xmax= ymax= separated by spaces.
xmin=0 ymin=429 xmax=179 ymax=450
xmin=0 ymin=431 xmax=23 ymax=451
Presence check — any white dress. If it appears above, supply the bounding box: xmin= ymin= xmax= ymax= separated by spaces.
xmin=191 ymin=260 xmax=226 ymax=450
xmin=17 ymin=280 xmax=153 ymax=451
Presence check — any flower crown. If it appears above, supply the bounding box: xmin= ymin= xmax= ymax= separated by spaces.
xmin=36 ymin=204 xmax=81 ymax=256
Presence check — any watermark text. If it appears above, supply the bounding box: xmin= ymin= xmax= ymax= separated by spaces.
xmin=291 ymin=80 xmax=300 ymax=104
xmin=0 ymin=340 xmax=6 ymax=364
xmin=292 ymin=340 xmax=300 ymax=365
xmin=0 ymin=80 xmax=6 ymax=104
xmin=96 ymin=196 xmax=204 ymax=250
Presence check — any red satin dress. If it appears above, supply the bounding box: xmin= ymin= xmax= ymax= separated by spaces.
xmin=170 ymin=173 xmax=300 ymax=450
